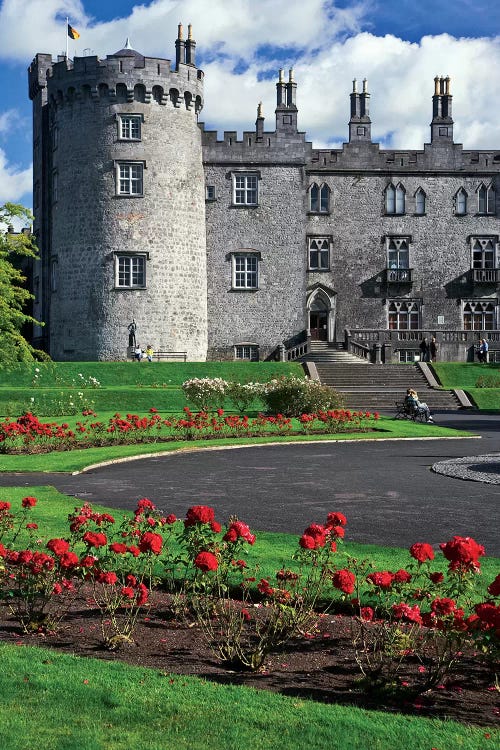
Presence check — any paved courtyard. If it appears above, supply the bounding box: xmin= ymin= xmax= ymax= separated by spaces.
xmin=1 ymin=411 xmax=498 ymax=555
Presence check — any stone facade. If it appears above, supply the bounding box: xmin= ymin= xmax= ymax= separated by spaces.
xmin=29 ymin=32 xmax=500 ymax=362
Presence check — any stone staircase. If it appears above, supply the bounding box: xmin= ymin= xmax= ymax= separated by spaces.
xmin=300 ymin=343 xmax=461 ymax=411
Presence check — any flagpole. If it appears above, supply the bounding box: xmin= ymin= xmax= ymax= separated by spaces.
xmin=66 ymin=17 xmax=69 ymax=59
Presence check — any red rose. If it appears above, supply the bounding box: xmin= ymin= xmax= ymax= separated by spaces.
xmin=184 ymin=505 xmax=215 ymax=526
xmin=223 ymin=521 xmax=255 ymax=545
xmin=409 ymin=542 xmax=435 ymax=563
xmin=393 ymin=569 xmax=412 ymax=584
xmin=210 ymin=521 xmax=222 ymax=533
xmin=165 ymin=514 xmax=177 ymax=524
xmin=26 ymin=523 xmax=38 ymax=530
xmin=326 ymin=512 xmax=347 ymax=527
xmin=138 ymin=532 xmax=163 ymax=555
xmin=487 ymin=574 xmax=500 ymax=597
xmin=0 ymin=543 xmax=6 ymax=558
xmin=474 ymin=602 xmax=500 ymax=628
xmin=82 ymin=531 xmax=107 ymax=548
xmin=439 ymin=536 xmax=485 ymax=571
xmin=47 ymin=538 xmax=70 ymax=556
xmin=136 ymin=583 xmax=149 ymax=605
xmin=22 ymin=496 xmax=37 ymax=508
xmin=331 ymin=569 xmax=356 ymax=594
xmin=109 ymin=543 xmax=128 ymax=554
xmin=95 ymin=571 xmax=118 ymax=585
xmin=0 ymin=501 xmax=11 ymax=511
xmin=79 ymin=555 xmax=96 ymax=568
xmin=194 ymin=551 xmax=218 ymax=572
xmin=121 ymin=587 xmax=135 ymax=599
xmin=367 ymin=571 xmax=395 ymax=590
xmin=299 ymin=534 xmax=316 ymax=550
xmin=18 ymin=550 xmax=33 ymax=565
xmin=127 ymin=545 xmax=141 ymax=557
xmin=58 ymin=551 xmax=79 ymax=569
xmin=360 ymin=607 xmax=374 ymax=621
xmin=392 ymin=602 xmax=422 ymax=624
xmin=431 ymin=597 xmax=456 ymax=616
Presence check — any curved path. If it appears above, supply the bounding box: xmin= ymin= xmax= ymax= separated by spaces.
xmin=1 ymin=412 xmax=499 ymax=555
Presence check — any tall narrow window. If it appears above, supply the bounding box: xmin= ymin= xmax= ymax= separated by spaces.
xmin=478 ymin=184 xmax=496 ymax=214
xmin=385 ymin=183 xmax=405 ymax=214
xmin=232 ymin=254 xmax=258 ymax=289
xmin=309 ymin=183 xmax=330 ymax=213
xmin=233 ymin=173 xmax=258 ymax=206
xmin=455 ymin=188 xmax=467 ymax=215
xmin=386 ymin=238 xmax=410 ymax=281
xmin=308 ymin=237 xmax=330 ymax=270
xmin=117 ymin=163 xmax=143 ymax=196
xmin=415 ymin=188 xmax=426 ymax=215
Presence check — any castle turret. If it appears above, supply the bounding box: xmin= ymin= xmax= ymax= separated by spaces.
xmin=348 ymin=78 xmax=371 ymax=142
xmin=431 ymin=75 xmax=454 ymax=143
xmin=29 ymin=28 xmax=208 ymax=361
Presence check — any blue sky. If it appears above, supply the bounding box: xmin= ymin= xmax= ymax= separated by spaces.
xmin=0 ymin=0 xmax=499 ymax=210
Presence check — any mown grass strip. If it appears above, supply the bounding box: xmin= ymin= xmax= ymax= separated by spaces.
xmin=0 ymin=642 xmax=496 ymax=750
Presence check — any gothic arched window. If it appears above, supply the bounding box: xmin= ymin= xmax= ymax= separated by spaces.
xmin=309 ymin=183 xmax=330 ymax=213
xmin=385 ymin=183 xmax=405 ymax=215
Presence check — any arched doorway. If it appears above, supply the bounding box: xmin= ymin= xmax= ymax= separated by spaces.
xmin=307 ymin=287 xmax=336 ymax=342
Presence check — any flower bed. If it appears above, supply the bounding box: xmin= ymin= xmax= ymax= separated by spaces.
xmin=0 ymin=407 xmax=380 ymax=455
xmin=0 ymin=494 xmax=498 ymax=723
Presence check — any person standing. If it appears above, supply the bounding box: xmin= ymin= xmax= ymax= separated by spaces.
xmin=134 ymin=344 xmax=143 ymax=361
xmin=478 ymin=339 xmax=489 ymax=363
xmin=429 ymin=336 xmax=438 ymax=362
xmin=419 ymin=337 xmax=430 ymax=362
xmin=146 ymin=344 xmax=154 ymax=362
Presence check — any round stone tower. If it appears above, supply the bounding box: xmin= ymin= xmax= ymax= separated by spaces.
xmin=28 ymin=25 xmax=207 ymax=361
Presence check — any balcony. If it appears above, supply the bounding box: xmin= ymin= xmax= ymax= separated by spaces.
xmin=386 ymin=267 xmax=413 ymax=284
xmin=472 ymin=268 xmax=500 ymax=284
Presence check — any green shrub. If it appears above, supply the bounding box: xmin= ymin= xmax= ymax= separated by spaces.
xmin=261 ymin=376 xmax=343 ymax=417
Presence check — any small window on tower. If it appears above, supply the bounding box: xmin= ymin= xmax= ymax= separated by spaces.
xmin=205 ymin=185 xmax=216 ymax=201
xmin=118 ymin=114 xmax=142 ymax=141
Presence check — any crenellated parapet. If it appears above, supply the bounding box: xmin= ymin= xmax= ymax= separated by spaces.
xmin=29 ymin=39 xmax=203 ymax=113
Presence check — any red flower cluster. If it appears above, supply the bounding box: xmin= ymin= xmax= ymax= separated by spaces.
xmin=367 ymin=571 xmax=395 ymax=590
xmin=223 ymin=521 xmax=256 ymax=545
xmin=184 ymin=505 xmax=215 ymax=527
xmin=409 ymin=542 xmax=435 ymax=563
xmin=392 ymin=602 xmax=423 ymax=624
xmin=21 ymin=496 xmax=37 ymax=508
xmin=439 ymin=535 xmax=485 ymax=572
xmin=194 ymin=551 xmax=218 ymax=572
xmin=331 ymin=569 xmax=356 ymax=594
xmin=138 ymin=531 xmax=163 ymax=555
xmin=82 ymin=531 xmax=107 ymax=548
xmin=487 ymin=574 xmax=500 ymax=597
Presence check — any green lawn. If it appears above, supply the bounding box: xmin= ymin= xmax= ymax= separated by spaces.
xmin=1 ymin=643 xmax=495 ymax=750
xmin=432 ymin=362 xmax=500 ymax=410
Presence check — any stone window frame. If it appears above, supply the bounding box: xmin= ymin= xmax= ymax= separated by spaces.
xmin=231 ymin=171 xmax=260 ymax=207
xmin=114 ymin=252 xmax=148 ymax=289
xmin=205 ymin=185 xmax=216 ymax=201
xmin=386 ymin=235 xmax=411 ymax=272
xmin=116 ymin=113 xmax=143 ymax=141
xmin=114 ymin=161 xmax=145 ymax=197
xmin=230 ymin=250 xmax=260 ymax=290
xmin=470 ymin=235 xmax=498 ymax=270
xmin=414 ymin=187 xmax=426 ymax=215
xmin=308 ymin=182 xmax=330 ymax=214
xmin=387 ymin=299 xmax=420 ymax=330
xmin=307 ymin=235 xmax=331 ymax=271
xmin=384 ymin=182 xmax=406 ymax=215
xmin=463 ymin=299 xmax=498 ymax=330
xmin=234 ymin=343 xmax=259 ymax=361
xmin=477 ymin=183 xmax=496 ymax=216
xmin=454 ymin=187 xmax=468 ymax=216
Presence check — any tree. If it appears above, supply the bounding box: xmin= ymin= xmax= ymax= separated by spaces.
xmin=0 ymin=202 xmax=48 ymax=362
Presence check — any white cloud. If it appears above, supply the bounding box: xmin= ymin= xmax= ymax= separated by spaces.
xmin=0 ymin=0 xmax=499 ymax=151
xmin=0 ymin=148 xmax=32 ymax=204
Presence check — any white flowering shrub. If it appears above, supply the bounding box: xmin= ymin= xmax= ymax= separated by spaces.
xmin=225 ymin=381 xmax=264 ymax=413
xmin=261 ymin=376 xmax=343 ymax=417
xmin=181 ymin=378 xmax=229 ymax=411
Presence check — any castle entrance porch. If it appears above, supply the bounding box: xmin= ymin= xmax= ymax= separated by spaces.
xmin=307 ymin=285 xmax=336 ymax=343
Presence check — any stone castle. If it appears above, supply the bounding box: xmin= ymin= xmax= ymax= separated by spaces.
xmin=28 ymin=26 xmax=500 ymax=363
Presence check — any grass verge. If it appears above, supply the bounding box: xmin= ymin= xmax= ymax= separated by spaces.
xmin=0 ymin=642 xmax=496 ymax=750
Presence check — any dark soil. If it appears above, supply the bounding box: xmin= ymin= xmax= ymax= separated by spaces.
xmin=1 ymin=590 xmax=498 ymax=728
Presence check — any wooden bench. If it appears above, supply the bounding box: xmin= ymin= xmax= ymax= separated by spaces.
xmin=152 ymin=351 xmax=187 ymax=362
xmin=393 ymin=400 xmax=427 ymax=423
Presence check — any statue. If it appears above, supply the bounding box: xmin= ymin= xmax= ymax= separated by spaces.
xmin=127 ymin=319 xmax=137 ymax=347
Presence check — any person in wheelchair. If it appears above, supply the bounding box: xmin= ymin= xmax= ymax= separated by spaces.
xmin=404 ymin=388 xmax=433 ymax=423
